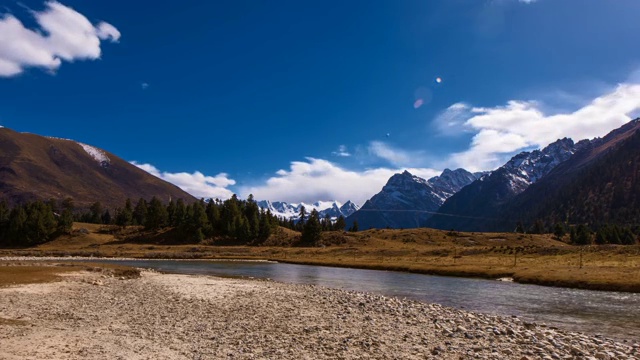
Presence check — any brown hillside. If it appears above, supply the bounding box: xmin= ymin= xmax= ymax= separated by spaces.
xmin=0 ymin=128 xmax=195 ymax=209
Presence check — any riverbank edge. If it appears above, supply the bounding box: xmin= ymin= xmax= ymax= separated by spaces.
xmin=3 ymin=255 xmax=639 ymax=294
xmin=270 ymin=259 xmax=640 ymax=294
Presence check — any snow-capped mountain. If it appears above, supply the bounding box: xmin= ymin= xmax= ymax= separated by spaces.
xmin=345 ymin=168 xmax=480 ymax=230
xmin=425 ymin=138 xmax=581 ymax=231
xmin=257 ymin=200 xmax=359 ymax=222
xmin=498 ymin=138 xmax=580 ymax=193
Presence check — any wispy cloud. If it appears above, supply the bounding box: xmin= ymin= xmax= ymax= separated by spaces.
xmin=240 ymin=158 xmax=439 ymax=205
xmin=0 ymin=1 xmax=120 ymax=77
xmin=131 ymin=162 xmax=236 ymax=200
xmin=331 ymin=145 xmax=351 ymax=157
xmin=432 ymin=102 xmax=474 ymax=136
xmin=367 ymin=141 xmax=427 ymax=167
xmin=444 ymin=83 xmax=640 ymax=171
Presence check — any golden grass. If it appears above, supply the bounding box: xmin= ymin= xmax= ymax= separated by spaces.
xmin=1 ymin=223 xmax=639 ymax=292
xmin=0 ymin=262 xmax=140 ymax=288
xmin=0 ymin=264 xmax=78 ymax=287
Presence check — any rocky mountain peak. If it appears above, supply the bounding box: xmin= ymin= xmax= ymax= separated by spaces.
xmin=345 ymin=168 xmax=479 ymax=229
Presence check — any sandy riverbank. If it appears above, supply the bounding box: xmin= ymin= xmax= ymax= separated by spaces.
xmin=0 ymin=269 xmax=638 ymax=359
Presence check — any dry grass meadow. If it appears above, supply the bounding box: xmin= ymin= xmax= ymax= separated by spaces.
xmin=1 ymin=223 xmax=639 ymax=292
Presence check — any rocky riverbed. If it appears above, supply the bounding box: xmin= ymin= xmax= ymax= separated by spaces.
xmin=0 ymin=269 xmax=638 ymax=359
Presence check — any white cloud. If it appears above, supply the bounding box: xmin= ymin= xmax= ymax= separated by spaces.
xmin=240 ymin=158 xmax=439 ymax=205
xmin=131 ymin=162 xmax=236 ymax=200
xmin=368 ymin=141 xmax=426 ymax=167
xmin=0 ymin=1 xmax=120 ymax=77
xmin=446 ymin=83 xmax=640 ymax=171
xmin=432 ymin=102 xmax=474 ymax=136
xmin=331 ymin=145 xmax=351 ymax=157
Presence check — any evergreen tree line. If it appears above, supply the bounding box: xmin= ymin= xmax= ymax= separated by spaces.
xmin=0 ymin=199 xmax=73 ymax=246
xmin=78 ymin=195 xmax=352 ymax=245
xmin=514 ymin=220 xmax=638 ymax=245
xmin=78 ymin=195 xmax=278 ymax=243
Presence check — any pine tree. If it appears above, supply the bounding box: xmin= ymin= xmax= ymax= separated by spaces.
xmin=349 ymin=220 xmax=359 ymax=232
xmin=257 ymin=210 xmax=272 ymax=242
xmin=115 ymin=200 xmax=133 ymax=227
xmin=322 ymin=213 xmax=331 ymax=231
xmin=569 ymin=226 xmax=577 ymax=244
xmin=301 ymin=209 xmax=322 ymax=245
xmin=298 ymin=205 xmax=307 ymax=229
xmin=7 ymin=206 xmax=27 ymax=245
xmin=334 ymin=215 xmax=346 ymax=231
xmin=167 ymin=200 xmax=176 ymax=226
xmin=101 ymin=209 xmax=112 ymax=225
xmin=553 ymin=223 xmax=566 ymax=240
xmin=190 ymin=200 xmax=210 ymax=238
xmin=89 ymin=202 xmax=103 ymax=224
xmin=145 ymin=197 xmax=168 ymax=230
xmin=573 ymin=224 xmax=591 ymax=245
xmin=56 ymin=198 xmax=74 ymax=234
xmin=620 ymin=227 xmax=637 ymax=245
xmin=133 ymin=198 xmax=148 ymax=226
xmin=174 ymin=199 xmax=186 ymax=227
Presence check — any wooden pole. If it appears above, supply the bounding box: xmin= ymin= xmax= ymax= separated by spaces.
xmin=579 ymin=249 xmax=583 ymax=269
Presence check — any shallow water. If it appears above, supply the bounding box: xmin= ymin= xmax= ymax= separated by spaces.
xmin=91 ymin=259 xmax=640 ymax=341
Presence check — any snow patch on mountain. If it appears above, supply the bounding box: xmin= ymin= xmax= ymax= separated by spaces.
xmin=257 ymin=200 xmax=359 ymax=222
xmin=78 ymin=143 xmax=110 ymax=167
xmin=345 ymin=168 xmax=480 ymax=230
xmin=500 ymin=138 xmax=577 ymax=194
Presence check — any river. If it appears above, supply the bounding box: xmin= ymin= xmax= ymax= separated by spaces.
xmin=90 ymin=259 xmax=640 ymax=341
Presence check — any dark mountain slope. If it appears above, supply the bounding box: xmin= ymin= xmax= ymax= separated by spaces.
xmin=502 ymin=119 xmax=640 ymax=229
xmin=0 ymin=128 xmax=194 ymax=209
xmin=426 ymin=138 xmax=579 ymax=231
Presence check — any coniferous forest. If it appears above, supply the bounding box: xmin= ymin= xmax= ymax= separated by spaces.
xmin=0 ymin=195 xmax=350 ymax=247
xmin=0 ymin=194 xmax=637 ymax=248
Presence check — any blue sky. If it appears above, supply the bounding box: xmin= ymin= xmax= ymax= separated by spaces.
xmin=2 ymin=0 xmax=640 ymax=204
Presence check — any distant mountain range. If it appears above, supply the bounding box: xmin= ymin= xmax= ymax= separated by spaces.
xmin=496 ymin=118 xmax=640 ymax=230
xmin=0 ymin=128 xmax=194 ymax=209
xmin=426 ymin=119 xmax=640 ymax=231
xmin=424 ymin=137 xmax=581 ymax=231
xmin=345 ymin=119 xmax=640 ymax=232
xmin=345 ymin=168 xmax=481 ymax=230
xmin=256 ymin=200 xmax=359 ymax=222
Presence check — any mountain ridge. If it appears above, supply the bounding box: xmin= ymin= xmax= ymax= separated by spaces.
xmin=426 ymin=119 xmax=640 ymax=232
xmin=346 ymin=168 xmax=480 ymax=230
xmin=256 ymin=200 xmax=359 ymax=222
xmin=0 ymin=128 xmax=195 ymax=209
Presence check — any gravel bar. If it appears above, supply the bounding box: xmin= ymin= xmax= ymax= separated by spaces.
xmin=0 ymin=270 xmax=638 ymax=359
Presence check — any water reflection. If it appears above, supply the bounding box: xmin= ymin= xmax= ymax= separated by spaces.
xmin=92 ymin=259 xmax=640 ymax=341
